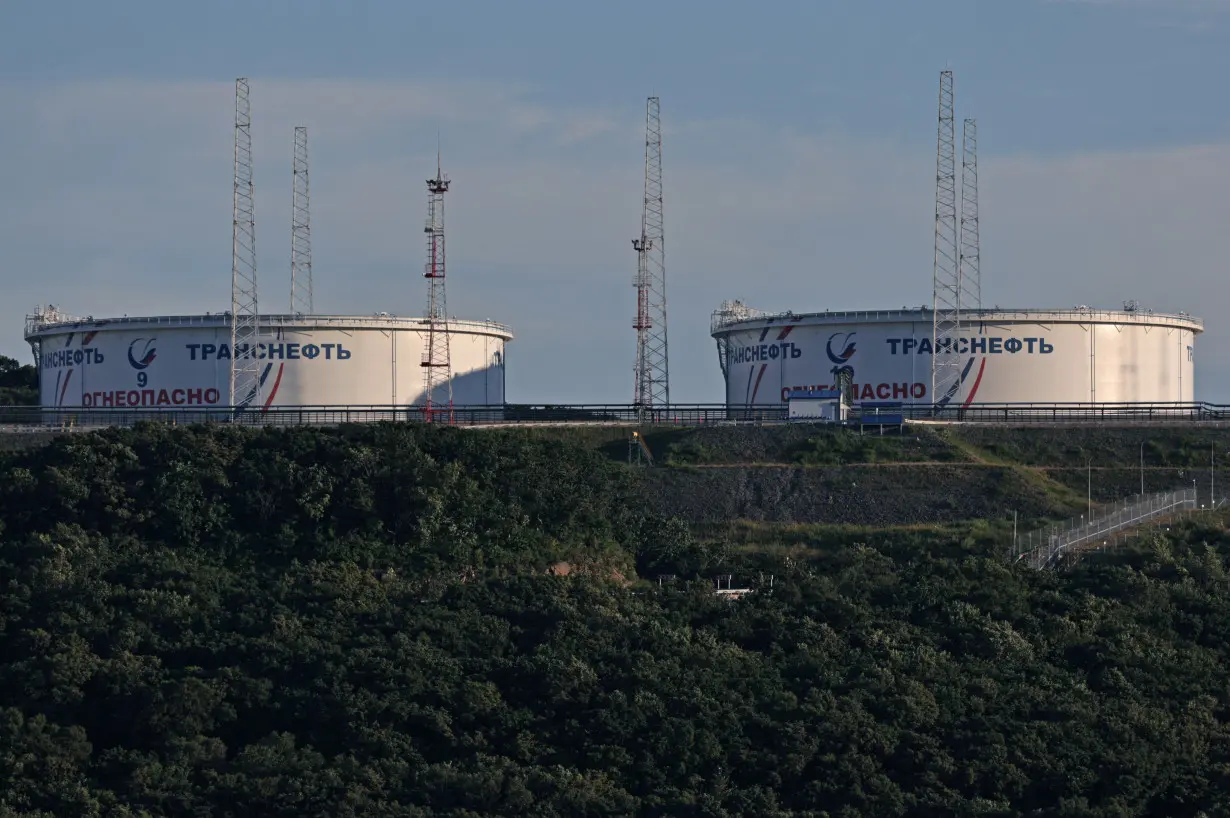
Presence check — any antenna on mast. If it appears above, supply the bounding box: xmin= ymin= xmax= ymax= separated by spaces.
xmin=421 ymin=151 xmax=453 ymax=424
xmin=291 ymin=126 xmax=313 ymax=315
xmin=930 ymin=70 xmax=961 ymax=411
xmin=230 ymin=77 xmax=261 ymax=411
xmin=960 ymin=118 xmax=981 ymax=314
xmin=632 ymin=95 xmax=669 ymax=422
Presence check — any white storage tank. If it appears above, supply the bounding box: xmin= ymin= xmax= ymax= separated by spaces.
xmin=712 ymin=302 xmax=1201 ymax=407
xmin=25 ymin=309 xmax=511 ymax=414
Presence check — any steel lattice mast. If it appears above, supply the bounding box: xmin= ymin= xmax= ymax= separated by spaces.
xmin=959 ymin=118 xmax=981 ymax=314
xmin=421 ymin=153 xmax=453 ymax=424
xmin=230 ymin=78 xmax=261 ymax=410
xmin=290 ymin=126 xmax=313 ymax=315
xmin=930 ymin=70 xmax=961 ymax=408
xmin=632 ymin=96 xmax=668 ymax=416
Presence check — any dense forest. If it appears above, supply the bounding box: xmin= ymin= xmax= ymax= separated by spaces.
xmin=0 ymin=354 xmax=37 ymax=406
xmin=3 ymin=423 xmax=1230 ymax=815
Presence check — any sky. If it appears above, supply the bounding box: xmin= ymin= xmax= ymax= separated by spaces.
xmin=2 ymin=0 xmax=1230 ymax=403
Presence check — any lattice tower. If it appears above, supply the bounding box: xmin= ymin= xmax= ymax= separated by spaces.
xmin=421 ymin=154 xmax=453 ymax=424
xmin=959 ymin=118 xmax=981 ymax=314
xmin=632 ymin=96 xmax=668 ymax=417
xmin=230 ymin=78 xmax=261 ymax=410
xmin=930 ymin=70 xmax=961 ymax=408
xmin=291 ymin=126 xmax=313 ymax=315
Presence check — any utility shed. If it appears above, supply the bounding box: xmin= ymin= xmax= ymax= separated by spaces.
xmin=787 ymin=389 xmax=846 ymax=422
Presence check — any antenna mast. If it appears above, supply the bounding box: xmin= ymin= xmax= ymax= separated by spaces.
xmin=421 ymin=153 xmax=453 ymax=424
xmin=291 ymin=125 xmax=313 ymax=315
xmin=960 ymin=118 xmax=981 ymax=314
xmin=230 ymin=77 xmax=261 ymax=410
xmin=632 ymin=95 xmax=669 ymax=418
xmin=930 ymin=70 xmax=961 ymax=409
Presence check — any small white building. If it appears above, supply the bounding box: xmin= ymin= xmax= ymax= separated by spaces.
xmin=787 ymin=388 xmax=846 ymax=422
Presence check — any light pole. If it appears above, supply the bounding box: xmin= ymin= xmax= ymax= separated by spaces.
xmin=1087 ymin=458 xmax=1092 ymax=518
xmin=1140 ymin=441 xmax=1145 ymax=497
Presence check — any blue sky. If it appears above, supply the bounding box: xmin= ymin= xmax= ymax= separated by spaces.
xmin=2 ymin=0 xmax=1230 ymax=402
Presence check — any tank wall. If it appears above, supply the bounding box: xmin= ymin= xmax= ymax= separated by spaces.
xmin=35 ymin=325 xmax=507 ymax=408
xmin=719 ymin=317 xmax=1196 ymax=406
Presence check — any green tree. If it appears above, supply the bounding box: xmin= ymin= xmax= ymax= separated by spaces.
xmin=0 ymin=354 xmax=37 ymax=406
xmin=2 ymin=424 xmax=1230 ymax=814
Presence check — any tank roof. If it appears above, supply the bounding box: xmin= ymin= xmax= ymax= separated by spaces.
xmin=24 ymin=310 xmax=514 ymax=341
xmin=710 ymin=303 xmax=1203 ymax=335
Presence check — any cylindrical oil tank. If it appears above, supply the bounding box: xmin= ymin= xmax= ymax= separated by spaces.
xmin=711 ymin=303 xmax=1201 ymax=407
xmin=25 ymin=311 xmax=512 ymax=414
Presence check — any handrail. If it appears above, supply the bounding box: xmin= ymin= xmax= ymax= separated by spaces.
xmin=6 ymin=401 xmax=1230 ymax=429
xmin=24 ymin=312 xmax=514 ymax=338
xmin=1011 ymin=487 xmax=1223 ymax=570
xmin=710 ymin=306 xmax=1203 ymax=332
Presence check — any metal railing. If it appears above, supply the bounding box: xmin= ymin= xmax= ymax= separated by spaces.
xmin=710 ymin=305 xmax=1204 ymax=332
xmin=0 ymin=403 xmax=768 ymax=430
xmin=906 ymin=402 xmax=1230 ymax=423
xmin=6 ymin=401 xmax=1230 ymax=430
xmin=24 ymin=312 xmax=514 ymax=337
xmin=1012 ymin=488 xmax=1219 ymax=570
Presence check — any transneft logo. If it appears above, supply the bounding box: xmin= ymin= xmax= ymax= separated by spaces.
xmin=127 ymin=338 xmax=157 ymax=370
xmin=826 ymin=332 xmax=856 ymax=364
xmin=728 ymin=341 xmax=801 ymax=364
xmin=886 ymin=337 xmax=1054 ymax=355
xmin=42 ymin=348 xmax=103 ymax=369
xmin=185 ymin=342 xmax=352 ymax=361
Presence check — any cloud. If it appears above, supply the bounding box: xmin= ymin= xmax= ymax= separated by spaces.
xmin=1 ymin=79 xmax=1229 ymax=403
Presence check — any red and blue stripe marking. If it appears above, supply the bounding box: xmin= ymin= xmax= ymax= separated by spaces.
xmin=743 ymin=316 xmax=802 ymax=404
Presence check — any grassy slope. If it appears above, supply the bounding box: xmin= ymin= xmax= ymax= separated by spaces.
xmin=526 ymin=424 xmax=1230 ymax=536
xmin=8 ymin=421 xmax=1230 ymax=530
